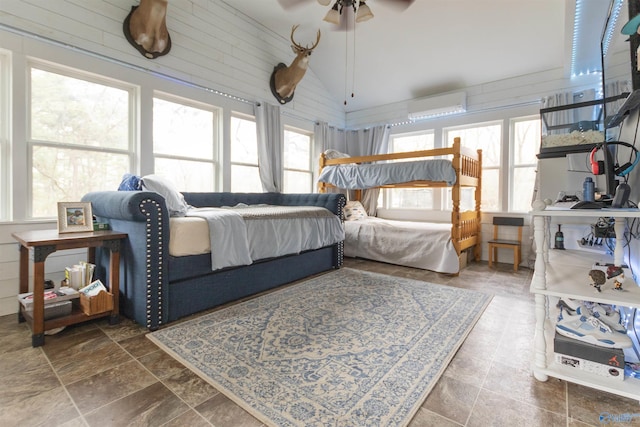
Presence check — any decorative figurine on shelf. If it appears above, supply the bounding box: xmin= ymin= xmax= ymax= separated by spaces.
xmin=588 ymin=269 xmax=606 ymax=292
xmin=607 ymin=265 xmax=625 ymax=291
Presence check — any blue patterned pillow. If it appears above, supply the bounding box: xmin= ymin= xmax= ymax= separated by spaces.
xmin=118 ymin=173 xmax=141 ymax=191
xmin=344 ymin=201 xmax=368 ymax=221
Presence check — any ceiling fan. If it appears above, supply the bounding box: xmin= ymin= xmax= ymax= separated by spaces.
xmin=277 ymin=0 xmax=415 ymax=27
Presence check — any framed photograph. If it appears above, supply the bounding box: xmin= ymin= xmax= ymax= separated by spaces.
xmin=57 ymin=202 xmax=93 ymax=233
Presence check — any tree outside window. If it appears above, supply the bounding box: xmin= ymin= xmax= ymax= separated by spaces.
xmin=230 ymin=115 xmax=261 ymax=192
xmin=153 ymin=96 xmax=218 ymax=191
xmin=385 ymin=131 xmax=435 ymax=209
xmin=283 ymin=128 xmax=312 ymax=193
xmin=446 ymin=123 xmax=502 ymax=212
xmin=30 ymin=67 xmax=132 ymax=218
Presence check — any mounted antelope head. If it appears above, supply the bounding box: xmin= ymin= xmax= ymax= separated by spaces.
xmin=270 ymin=25 xmax=321 ymax=104
xmin=123 ymin=0 xmax=171 ymax=59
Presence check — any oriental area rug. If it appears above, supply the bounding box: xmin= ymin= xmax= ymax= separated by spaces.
xmin=148 ymin=268 xmax=492 ymax=427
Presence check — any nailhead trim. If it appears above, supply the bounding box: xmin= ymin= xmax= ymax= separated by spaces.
xmin=141 ymin=198 xmax=163 ymax=329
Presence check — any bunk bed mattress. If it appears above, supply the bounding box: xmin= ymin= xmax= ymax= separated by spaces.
xmin=317 ymin=159 xmax=457 ymax=189
xmin=344 ymin=217 xmax=459 ymax=273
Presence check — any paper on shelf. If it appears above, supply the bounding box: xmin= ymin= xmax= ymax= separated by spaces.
xmin=79 ymin=280 xmax=107 ymax=297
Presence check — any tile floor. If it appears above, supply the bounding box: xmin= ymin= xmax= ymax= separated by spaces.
xmin=1 ymin=258 xmax=639 ymax=426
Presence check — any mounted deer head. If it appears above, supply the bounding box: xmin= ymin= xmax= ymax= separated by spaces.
xmin=123 ymin=0 xmax=171 ymax=59
xmin=270 ymin=25 xmax=321 ymax=104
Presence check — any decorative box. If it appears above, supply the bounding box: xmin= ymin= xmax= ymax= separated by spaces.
xmin=79 ymin=290 xmax=113 ymax=315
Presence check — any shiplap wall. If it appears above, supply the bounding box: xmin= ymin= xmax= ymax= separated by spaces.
xmin=0 ymin=0 xmax=346 ymax=124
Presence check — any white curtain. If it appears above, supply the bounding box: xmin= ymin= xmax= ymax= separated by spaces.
xmin=255 ymin=102 xmax=282 ymax=193
xmin=605 ymin=80 xmax=632 ymax=120
xmin=314 ymin=122 xmax=389 ymax=215
xmin=346 ymin=126 xmax=390 ymax=215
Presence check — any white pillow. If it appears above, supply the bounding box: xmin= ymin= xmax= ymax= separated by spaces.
xmin=324 ymin=149 xmax=351 ymax=160
xmin=141 ymin=174 xmax=189 ymax=217
xmin=344 ymin=201 xmax=368 ymax=221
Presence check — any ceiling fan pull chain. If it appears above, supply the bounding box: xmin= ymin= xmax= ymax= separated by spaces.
xmin=344 ymin=25 xmax=348 ymax=105
xmin=351 ymin=18 xmax=356 ymax=99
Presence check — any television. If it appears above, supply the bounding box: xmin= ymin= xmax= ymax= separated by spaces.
xmin=600 ymin=0 xmax=636 ymax=201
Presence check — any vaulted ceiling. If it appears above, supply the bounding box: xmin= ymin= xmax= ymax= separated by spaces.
xmin=224 ymin=0 xmax=617 ymax=113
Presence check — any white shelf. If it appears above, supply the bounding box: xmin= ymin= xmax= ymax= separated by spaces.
xmin=530 ymin=249 xmax=640 ymax=308
xmin=536 ymin=320 xmax=640 ymax=400
xmin=530 ymin=209 xmax=640 ymax=400
xmin=537 ymin=353 xmax=640 ymax=400
xmin=534 ymin=208 xmax=640 ymax=218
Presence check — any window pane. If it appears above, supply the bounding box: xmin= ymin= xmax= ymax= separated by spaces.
xmin=512 ymin=167 xmax=536 ymax=212
xmin=284 ymin=130 xmax=310 ymax=170
xmin=391 ymin=133 xmax=434 ymax=152
xmin=284 ymin=171 xmax=312 ymax=193
xmin=388 ymin=189 xmax=434 ymax=208
xmin=31 ymin=68 xmax=128 ymax=149
xmin=387 ymin=131 xmax=435 ymax=208
xmin=32 ymin=146 xmax=129 ymax=217
xmin=153 ymin=98 xmax=215 ymax=158
xmin=481 ymin=169 xmax=500 ymax=211
xmin=231 ymin=165 xmax=262 ymax=192
xmin=231 ymin=117 xmax=258 ymax=164
xmin=445 ymin=187 xmax=476 ymax=211
xmin=514 ymin=118 xmax=540 ymax=164
xmin=447 ymin=125 xmax=501 ymax=167
xmin=155 ymin=158 xmax=215 ymax=191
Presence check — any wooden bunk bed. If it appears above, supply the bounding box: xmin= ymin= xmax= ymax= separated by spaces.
xmin=318 ymin=137 xmax=482 ymax=273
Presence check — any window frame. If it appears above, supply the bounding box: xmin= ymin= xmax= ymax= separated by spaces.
xmin=383 ymin=129 xmax=437 ymax=209
xmin=229 ymin=112 xmax=261 ymax=193
xmin=152 ymin=91 xmax=221 ymax=192
xmin=283 ymin=125 xmax=314 ymax=194
xmin=509 ymin=115 xmax=541 ymax=212
xmin=444 ymin=120 xmax=503 ymax=212
xmin=27 ymin=60 xmax=137 ymax=219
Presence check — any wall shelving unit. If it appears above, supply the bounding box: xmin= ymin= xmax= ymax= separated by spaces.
xmin=531 ymin=207 xmax=640 ymax=400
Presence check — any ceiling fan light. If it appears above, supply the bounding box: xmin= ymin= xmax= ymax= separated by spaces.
xmin=317 ymin=0 xmax=332 ymax=6
xmin=324 ymin=4 xmax=341 ymax=25
xmin=356 ymin=1 xmax=373 ymax=22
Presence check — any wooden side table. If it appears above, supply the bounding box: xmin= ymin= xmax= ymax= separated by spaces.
xmin=12 ymin=229 xmax=127 ymax=347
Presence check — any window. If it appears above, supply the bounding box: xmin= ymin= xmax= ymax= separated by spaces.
xmin=153 ymin=95 xmax=219 ymax=191
xmin=511 ymin=117 xmax=540 ymax=212
xmin=283 ymin=127 xmax=312 ymax=193
xmin=385 ymin=131 xmax=435 ymax=208
xmin=230 ymin=114 xmax=262 ymax=192
xmin=446 ymin=123 xmax=502 ymax=212
xmin=29 ymin=65 xmax=133 ymax=218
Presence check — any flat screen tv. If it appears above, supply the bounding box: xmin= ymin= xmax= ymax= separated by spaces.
xmin=600 ymin=0 xmax=635 ymax=200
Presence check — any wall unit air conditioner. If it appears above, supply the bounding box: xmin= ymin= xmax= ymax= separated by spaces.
xmin=408 ymin=92 xmax=467 ymax=120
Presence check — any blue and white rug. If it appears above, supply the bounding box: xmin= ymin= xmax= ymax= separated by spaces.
xmin=148 ymin=268 xmax=492 ymax=426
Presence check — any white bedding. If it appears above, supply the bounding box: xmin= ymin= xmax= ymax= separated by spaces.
xmin=170 ymin=205 xmax=345 ymax=270
xmin=344 ymin=217 xmax=459 ymax=274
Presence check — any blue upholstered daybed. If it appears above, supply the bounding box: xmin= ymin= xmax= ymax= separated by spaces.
xmin=81 ymin=191 xmax=346 ymax=330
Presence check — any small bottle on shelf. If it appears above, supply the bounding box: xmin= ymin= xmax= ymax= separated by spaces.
xmin=554 ymin=224 xmax=565 ymax=250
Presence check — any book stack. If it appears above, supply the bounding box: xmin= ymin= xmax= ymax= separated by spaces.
xmin=18 ymin=287 xmax=80 ymax=320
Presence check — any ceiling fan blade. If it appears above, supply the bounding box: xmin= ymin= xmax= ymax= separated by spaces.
xmin=277 ymin=0 xmax=312 ymax=10
xmin=376 ymin=0 xmax=415 ymax=11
